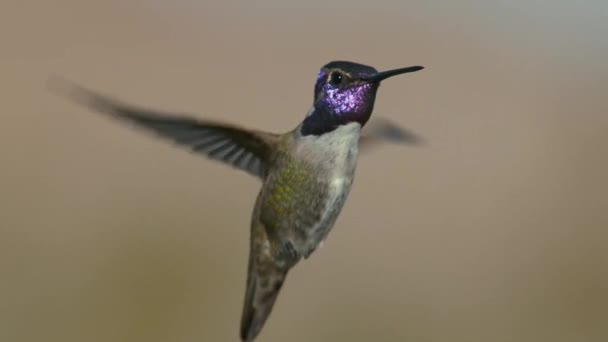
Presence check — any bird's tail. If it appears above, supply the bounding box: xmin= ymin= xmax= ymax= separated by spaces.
xmin=240 ymin=260 xmax=288 ymax=342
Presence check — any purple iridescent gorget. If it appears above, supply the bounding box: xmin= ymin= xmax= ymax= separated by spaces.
xmin=300 ymin=61 xmax=422 ymax=136
xmin=315 ymin=68 xmax=377 ymax=116
xmin=322 ymin=79 xmax=374 ymax=116
xmin=300 ymin=68 xmax=380 ymax=136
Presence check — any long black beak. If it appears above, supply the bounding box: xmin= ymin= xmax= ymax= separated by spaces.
xmin=361 ymin=65 xmax=424 ymax=83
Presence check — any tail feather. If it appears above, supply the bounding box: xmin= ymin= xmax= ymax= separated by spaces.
xmin=240 ymin=264 xmax=288 ymax=341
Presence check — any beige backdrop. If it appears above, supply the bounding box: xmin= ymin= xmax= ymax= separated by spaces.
xmin=1 ymin=1 xmax=607 ymax=341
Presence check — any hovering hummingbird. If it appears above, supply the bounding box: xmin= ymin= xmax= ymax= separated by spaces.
xmin=51 ymin=61 xmax=424 ymax=341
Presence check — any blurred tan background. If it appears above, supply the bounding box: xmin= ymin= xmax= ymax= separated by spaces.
xmin=1 ymin=1 xmax=607 ymax=341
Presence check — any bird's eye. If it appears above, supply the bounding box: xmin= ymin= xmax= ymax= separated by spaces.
xmin=329 ymin=72 xmax=343 ymax=86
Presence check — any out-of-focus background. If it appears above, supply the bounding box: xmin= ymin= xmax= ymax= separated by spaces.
xmin=1 ymin=1 xmax=607 ymax=341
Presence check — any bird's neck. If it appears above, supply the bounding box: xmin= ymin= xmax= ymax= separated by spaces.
xmin=299 ymin=106 xmax=346 ymax=137
xmin=294 ymin=120 xmax=361 ymax=155
xmin=292 ymin=121 xmax=362 ymax=178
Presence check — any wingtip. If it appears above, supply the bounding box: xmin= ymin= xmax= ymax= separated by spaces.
xmin=46 ymin=75 xmax=90 ymax=105
xmin=46 ymin=75 xmax=117 ymax=115
xmin=388 ymin=126 xmax=426 ymax=146
xmin=46 ymin=74 xmax=74 ymax=98
xmin=368 ymin=117 xmax=427 ymax=146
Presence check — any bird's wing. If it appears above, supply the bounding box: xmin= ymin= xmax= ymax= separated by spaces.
xmin=359 ymin=117 xmax=424 ymax=152
xmin=50 ymin=78 xmax=280 ymax=179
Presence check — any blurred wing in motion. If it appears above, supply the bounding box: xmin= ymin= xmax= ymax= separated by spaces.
xmin=360 ymin=117 xmax=424 ymax=153
xmin=49 ymin=78 xmax=279 ymax=179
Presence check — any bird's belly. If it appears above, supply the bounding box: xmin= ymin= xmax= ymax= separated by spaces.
xmin=302 ymin=174 xmax=353 ymax=255
xmin=261 ymin=166 xmax=355 ymax=252
xmin=258 ymin=122 xmax=361 ymax=260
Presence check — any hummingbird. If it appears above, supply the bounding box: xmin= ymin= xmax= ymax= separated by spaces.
xmin=50 ymin=61 xmax=424 ymax=341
